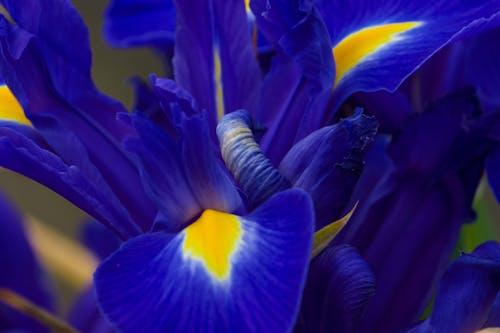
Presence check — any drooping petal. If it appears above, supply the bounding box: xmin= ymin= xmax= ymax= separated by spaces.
xmin=104 ymin=0 xmax=176 ymax=48
xmin=280 ymin=110 xmax=377 ymax=229
xmin=336 ymin=89 xmax=496 ymax=333
xmin=405 ymin=242 xmax=500 ymax=333
xmin=295 ymin=245 xmax=375 ymax=333
xmin=0 ymin=1 xmax=156 ymax=230
xmin=251 ymin=3 xmax=335 ymax=163
xmin=95 ymin=189 xmax=314 ymax=333
xmin=0 ymin=191 xmax=54 ymax=332
xmin=0 ymin=126 xmax=142 ymax=239
xmin=314 ymin=0 xmax=500 ymax=116
xmin=125 ymin=110 xmax=244 ymax=230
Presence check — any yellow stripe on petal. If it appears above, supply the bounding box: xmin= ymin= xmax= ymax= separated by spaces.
xmin=0 ymin=85 xmax=31 ymax=126
xmin=332 ymin=21 xmax=422 ymax=85
xmin=182 ymin=209 xmax=242 ymax=281
xmin=214 ymin=49 xmax=225 ymax=121
xmin=244 ymin=0 xmax=251 ymax=14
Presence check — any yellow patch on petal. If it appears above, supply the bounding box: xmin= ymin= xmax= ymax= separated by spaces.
xmin=244 ymin=0 xmax=251 ymax=14
xmin=332 ymin=21 xmax=422 ymax=85
xmin=0 ymin=85 xmax=31 ymax=126
xmin=182 ymin=209 xmax=242 ymax=281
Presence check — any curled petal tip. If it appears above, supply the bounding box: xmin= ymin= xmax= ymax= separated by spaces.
xmin=217 ymin=110 xmax=290 ymax=207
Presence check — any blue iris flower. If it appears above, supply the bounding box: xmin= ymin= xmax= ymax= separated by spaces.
xmin=0 ymin=0 xmax=500 ymax=332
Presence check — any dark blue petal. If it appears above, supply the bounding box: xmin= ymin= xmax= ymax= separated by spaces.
xmin=0 ymin=191 xmax=53 ymax=332
xmin=95 ymin=189 xmax=314 ymax=333
xmin=213 ymin=0 xmax=262 ymax=116
xmin=255 ymin=6 xmax=335 ymax=164
xmin=68 ymin=286 xmax=116 ymax=333
xmin=125 ymin=111 xmax=243 ymax=230
xmin=0 ymin=2 xmax=156 ymax=230
xmin=172 ymin=0 xmax=217 ymax=126
xmin=313 ymin=0 xmax=500 ymax=116
xmin=350 ymin=90 xmax=413 ymax=134
xmin=81 ymin=219 xmax=122 ymax=261
xmin=336 ymin=89 xmax=495 ymax=333
xmin=464 ymin=26 xmax=500 ymax=110
xmin=150 ymin=75 xmax=201 ymax=127
xmin=485 ymin=292 xmax=500 ymax=327
xmin=295 ymin=245 xmax=375 ymax=333
xmin=250 ymin=0 xmax=307 ymax=44
xmin=0 ymin=126 xmax=141 ymax=239
xmin=280 ymin=111 xmax=377 ymax=229
xmin=173 ymin=0 xmax=260 ymax=125
xmin=405 ymin=242 xmax=500 ymax=333
xmin=486 ymin=146 xmax=500 ymax=204
xmin=104 ymin=0 xmax=175 ymax=48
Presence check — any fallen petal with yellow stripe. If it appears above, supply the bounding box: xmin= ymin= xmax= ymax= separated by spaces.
xmin=95 ymin=189 xmax=314 ymax=333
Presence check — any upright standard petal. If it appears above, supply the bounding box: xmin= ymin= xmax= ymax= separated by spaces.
xmin=0 ymin=191 xmax=54 ymax=332
xmin=314 ymin=0 xmax=500 ymax=116
xmin=0 ymin=126 xmax=142 ymax=239
xmin=406 ymin=242 xmax=500 ymax=333
xmin=95 ymin=189 xmax=314 ymax=333
xmin=251 ymin=2 xmax=335 ymax=163
xmin=173 ymin=0 xmax=260 ymax=127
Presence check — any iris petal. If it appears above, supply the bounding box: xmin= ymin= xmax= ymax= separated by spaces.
xmin=486 ymin=147 xmax=500 ymax=205
xmin=0 ymin=1 xmax=157 ymax=230
xmin=405 ymin=242 xmax=500 ymax=333
xmin=95 ymin=189 xmax=314 ymax=333
xmin=313 ymin=0 xmax=500 ymax=116
xmin=0 ymin=126 xmax=141 ymax=239
xmin=295 ymin=245 xmax=375 ymax=333
xmin=0 ymin=191 xmax=54 ymax=332
xmin=280 ymin=111 xmax=377 ymax=229
xmin=252 ymin=4 xmax=335 ymax=163
xmin=125 ymin=110 xmax=244 ymax=230
xmin=104 ymin=0 xmax=176 ymax=48
xmin=336 ymin=89 xmax=497 ymax=333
